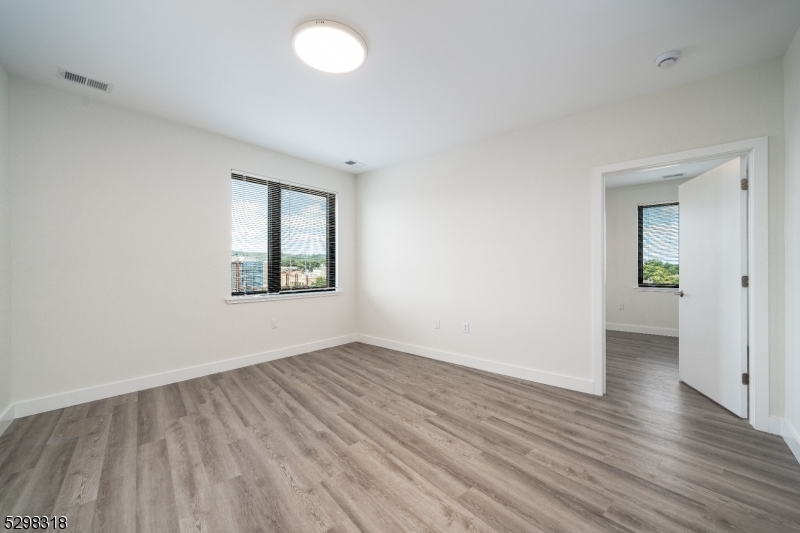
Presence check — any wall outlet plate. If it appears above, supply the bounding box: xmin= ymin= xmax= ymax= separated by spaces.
xmin=434 ymin=320 xmax=440 ymax=329
xmin=462 ymin=322 xmax=469 ymax=333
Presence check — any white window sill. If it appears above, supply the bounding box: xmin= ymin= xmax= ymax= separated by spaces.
xmin=632 ymin=286 xmax=678 ymax=292
xmin=226 ymin=290 xmax=342 ymax=304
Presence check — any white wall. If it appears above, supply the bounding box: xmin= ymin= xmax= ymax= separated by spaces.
xmin=9 ymin=79 xmax=357 ymax=408
xmin=0 ymin=64 xmax=11 ymax=434
xmin=784 ymin=26 xmax=800 ymax=458
xmin=605 ymin=179 xmax=688 ymax=337
xmin=357 ymin=59 xmax=786 ymax=415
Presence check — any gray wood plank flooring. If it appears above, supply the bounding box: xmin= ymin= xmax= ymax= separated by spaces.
xmin=1 ymin=331 xmax=799 ymax=532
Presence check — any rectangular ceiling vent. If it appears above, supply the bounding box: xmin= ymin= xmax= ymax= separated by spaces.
xmin=662 ymin=173 xmax=684 ymax=179
xmin=57 ymin=68 xmax=113 ymax=93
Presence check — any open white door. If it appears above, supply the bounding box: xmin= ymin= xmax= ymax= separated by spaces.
xmin=678 ymin=157 xmax=748 ymax=418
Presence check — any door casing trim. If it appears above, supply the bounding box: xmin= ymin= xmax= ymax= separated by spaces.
xmin=590 ymin=137 xmax=769 ymax=432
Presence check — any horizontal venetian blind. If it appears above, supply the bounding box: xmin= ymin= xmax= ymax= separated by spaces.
xmin=281 ymin=187 xmax=330 ymax=290
xmin=638 ymin=202 xmax=680 ymax=287
xmin=231 ymin=176 xmax=269 ymax=295
xmin=231 ymin=172 xmax=336 ymax=295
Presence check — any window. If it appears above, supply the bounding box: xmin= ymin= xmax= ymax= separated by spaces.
xmin=231 ymin=172 xmax=336 ymax=296
xmin=638 ymin=203 xmax=679 ymax=287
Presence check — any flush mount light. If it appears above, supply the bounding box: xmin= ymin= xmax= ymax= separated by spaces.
xmin=292 ymin=20 xmax=367 ymax=74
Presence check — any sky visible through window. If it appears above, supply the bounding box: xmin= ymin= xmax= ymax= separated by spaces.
xmin=281 ymin=189 xmax=327 ymax=256
xmin=231 ymin=179 xmax=269 ymax=254
xmin=642 ymin=204 xmax=679 ymax=264
xmin=231 ymin=181 xmax=327 ymax=255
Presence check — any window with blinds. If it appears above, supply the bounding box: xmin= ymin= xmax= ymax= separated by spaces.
xmin=638 ymin=203 xmax=679 ymax=287
xmin=231 ymin=172 xmax=336 ymax=296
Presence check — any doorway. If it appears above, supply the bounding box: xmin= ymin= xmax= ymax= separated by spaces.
xmin=590 ymin=138 xmax=770 ymax=431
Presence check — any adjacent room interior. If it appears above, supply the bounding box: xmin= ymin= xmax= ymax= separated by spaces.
xmin=1 ymin=2 xmax=800 ymax=532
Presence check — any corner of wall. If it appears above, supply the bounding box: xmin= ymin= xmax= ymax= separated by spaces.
xmin=0 ymin=63 xmax=13 ymax=436
xmin=784 ymin=24 xmax=800 ymax=457
xmin=0 ymin=404 xmax=12 ymax=437
xmin=783 ymin=419 xmax=800 ymax=465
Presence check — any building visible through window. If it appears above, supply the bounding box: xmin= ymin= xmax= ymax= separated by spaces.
xmin=638 ymin=203 xmax=679 ymax=287
xmin=231 ymin=172 xmax=336 ymax=296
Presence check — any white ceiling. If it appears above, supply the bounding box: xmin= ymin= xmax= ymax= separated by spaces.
xmin=605 ymin=156 xmax=737 ymax=188
xmin=1 ymin=1 xmax=799 ymax=173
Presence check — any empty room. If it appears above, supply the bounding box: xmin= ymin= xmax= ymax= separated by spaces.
xmin=1 ymin=1 xmax=800 ymax=532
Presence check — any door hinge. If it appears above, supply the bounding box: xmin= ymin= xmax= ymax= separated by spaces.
xmin=742 ymin=275 xmax=749 ymax=288
xmin=742 ymin=373 xmax=750 ymax=385
xmin=741 ymin=178 xmax=749 ymax=191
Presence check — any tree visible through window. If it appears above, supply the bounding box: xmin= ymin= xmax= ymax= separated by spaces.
xmin=638 ymin=203 xmax=679 ymax=287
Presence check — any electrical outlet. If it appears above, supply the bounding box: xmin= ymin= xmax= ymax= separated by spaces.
xmin=271 ymin=318 xmax=278 ymax=329
xmin=434 ymin=320 xmax=440 ymax=329
xmin=462 ymin=322 xmax=469 ymax=333
xmin=619 ymin=303 xmax=625 ymax=310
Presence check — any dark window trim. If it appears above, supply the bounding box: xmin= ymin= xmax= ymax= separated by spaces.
xmin=638 ymin=202 xmax=679 ymax=288
xmin=232 ymin=172 xmax=337 ymax=296
xmin=230 ymin=288 xmax=337 ymax=297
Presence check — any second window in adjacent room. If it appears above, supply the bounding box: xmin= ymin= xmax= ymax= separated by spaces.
xmin=638 ymin=202 xmax=679 ymax=288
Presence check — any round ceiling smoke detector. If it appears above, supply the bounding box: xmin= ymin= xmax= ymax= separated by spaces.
xmin=292 ymin=20 xmax=367 ymax=74
xmin=655 ymin=50 xmax=681 ymax=68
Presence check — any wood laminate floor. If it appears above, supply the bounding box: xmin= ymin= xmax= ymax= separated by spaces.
xmin=1 ymin=332 xmax=799 ymax=532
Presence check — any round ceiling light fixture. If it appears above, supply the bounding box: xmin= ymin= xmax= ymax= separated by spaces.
xmin=655 ymin=50 xmax=681 ymax=68
xmin=292 ymin=20 xmax=367 ymax=74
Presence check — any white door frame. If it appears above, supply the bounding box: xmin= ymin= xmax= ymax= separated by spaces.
xmin=590 ymin=137 xmax=770 ymax=432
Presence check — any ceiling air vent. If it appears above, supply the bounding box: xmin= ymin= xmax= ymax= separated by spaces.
xmin=662 ymin=173 xmax=684 ymax=179
xmin=57 ymin=68 xmax=113 ymax=93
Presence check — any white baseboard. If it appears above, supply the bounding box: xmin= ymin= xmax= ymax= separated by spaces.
xmin=0 ymin=403 xmax=13 ymax=437
xmin=606 ymin=323 xmax=679 ymax=337
xmin=3 ymin=329 xmax=790 ymax=454
xmin=12 ymin=334 xmax=357 ymax=419
xmin=356 ymin=334 xmax=594 ymax=395
xmin=783 ymin=419 xmax=800 ymax=466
